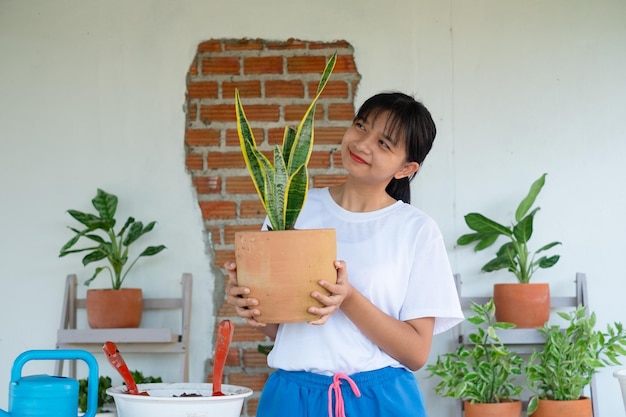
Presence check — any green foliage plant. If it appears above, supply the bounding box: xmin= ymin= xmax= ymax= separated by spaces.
xmin=235 ymin=54 xmax=336 ymax=231
xmin=457 ymin=173 xmax=561 ymax=283
xmin=426 ymin=299 xmax=524 ymax=404
xmin=78 ymin=376 xmax=113 ymax=413
xmin=526 ymin=306 xmax=626 ymax=414
xmin=59 ymin=188 xmax=167 ymax=289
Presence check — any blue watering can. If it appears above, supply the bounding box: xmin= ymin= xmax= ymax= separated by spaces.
xmin=0 ymin=350 xmax=99 ymax=417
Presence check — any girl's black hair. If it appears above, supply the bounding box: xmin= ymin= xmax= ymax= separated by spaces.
xmin=354 ymin=92 xmax=437 ymax=204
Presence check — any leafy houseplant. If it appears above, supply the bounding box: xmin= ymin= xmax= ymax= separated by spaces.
xmin=457 ymin=173 xmax=560 ymax=283
xmin=426 ymin=299 xmax=524 ymax=416
xmin=59 ymin=188 xmax=166 ymax=290
xmin=456 ymin=173 xmax=561 ymax=328
xmin=233 ymin=54 xmax=338 ymax=323
xmin=59 ymin=188 xmax=166 ymax=328
xmin=78 ymin=376 xmax=114 ymax=413
xmin=78 ymin=372 xmax=163 ymax=414
xmin=526 ymin=306 xmax=626 ymax=416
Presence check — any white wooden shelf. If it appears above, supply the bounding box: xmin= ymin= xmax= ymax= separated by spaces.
xmin=54 ymin=273 xmax=192 ymax=382
xmin=453 ymin=272 xmax=597 ymax=417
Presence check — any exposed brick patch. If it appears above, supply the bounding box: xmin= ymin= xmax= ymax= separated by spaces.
xmin=184 ymin=38 xmax=360 ymax=417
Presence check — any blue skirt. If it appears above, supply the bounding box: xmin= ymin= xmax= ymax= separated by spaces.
xmin=256 ymin=367 xmax=428 ymax=417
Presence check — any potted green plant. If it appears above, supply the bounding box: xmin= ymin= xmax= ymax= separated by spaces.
xmin=60 ymin=188 xmax=166 ymax=328
xmin=233 ymin=54 xmax=337 ymax=323
xmin=526 ymin=306 xmax=626 ymax=417
xmin=426 ymin=299 xmax=524 ymax=417
xmin=456 ymin=173 xmax=561 ymax=327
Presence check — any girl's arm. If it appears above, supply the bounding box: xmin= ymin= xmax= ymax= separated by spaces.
xmin=309 ymin=260 xmax=434 ymax=371
xmin=224 ymin=261 xmax=279 ymax=340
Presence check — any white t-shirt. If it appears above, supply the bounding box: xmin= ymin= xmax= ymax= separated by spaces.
xmin=266 ymin=187 xmax=464 ymax=375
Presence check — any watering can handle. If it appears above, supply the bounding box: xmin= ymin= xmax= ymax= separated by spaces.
xmin=10 ymin=350 xmax=99 ymax=417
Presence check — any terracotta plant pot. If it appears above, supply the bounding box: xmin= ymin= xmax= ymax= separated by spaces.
xmin=86 ymin=288 xmax=143 ymax=328
xmin=531 ymin=396 xmax=592 ymax=417
xmin=234 ymin=229 xmax=337 ymax=323
xmin=463 ymin=400 xmax=522 ymax=417
xmin=493 ymin=283 xmax=550 ymax=328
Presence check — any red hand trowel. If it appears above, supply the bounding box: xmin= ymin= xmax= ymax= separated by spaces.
xmin=102 ymin=341 xmax=149 ymax=396
xmin=212 ymin=319 xmax=234 ymax=396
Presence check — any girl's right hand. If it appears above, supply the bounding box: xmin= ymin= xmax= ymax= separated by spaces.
xmin=224 ymin=261 xmax=266 ymax=327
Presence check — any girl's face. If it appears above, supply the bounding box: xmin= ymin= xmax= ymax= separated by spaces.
xmin=340 ymin=111 xmax=419 ymax=187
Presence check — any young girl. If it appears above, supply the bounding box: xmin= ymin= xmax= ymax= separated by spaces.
xmin=225 ymin=92 xmax=463 ymax=417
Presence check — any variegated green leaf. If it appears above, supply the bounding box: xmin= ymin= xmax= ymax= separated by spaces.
xmin=284 ymin=164 xmax=308 ymax=230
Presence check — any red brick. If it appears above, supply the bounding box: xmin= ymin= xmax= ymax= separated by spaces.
xmin=185 ymin=128 xmax=220 ymax=146
xmin=193 ymin=176 xmax=221 ymax=194
xmin=186 ymin=103 xmax=197 ymax=124
xmin=328 ymin=103 xmax=355 ymax=121
xmin=215 ymin=249 xmax=235 ymax=270
xmin=309 ymin=40 xmax=351 ymax=50
xmin=334 ymin=54 xmax=359 ymax=73
xmin=186 ymin=154 xmax=203 ymax=171
xmin=309 ymin=151 xmax=331 ymax=169
xmin=201 ymin=57 xmax=240 ymax=75
xmin=200 ymin=104 xmax=237 ymax=123
xmin=224 ymin=38 xmax=264 ymax=51
xmin=205 ymin=226 xmax=221 ymax=246
xmin=226 ymin=176 xmax=257 ymax=194
xmin=313 ymin=174 xmax=347 ymax=188
xmin=333 ymin=151 xmax=344 ymax=168
xmin=267 ymin=38 xmax=307 ymax=50
xmin=240 ymin=201 xmax=266 ymax=220
xmin=197 ymin=40 xmax=222 ymax=53
xmin=243 ymin=348 xmax=269 ymax=367
xmin=232 ymin=324 xmax=268 ymax=342
xmin=287 ymin=56 xmax=327 ymax=73
xmin=223 ymin=80 xmax=261 ymax=99
xmin=226 ymin=128 xmax=264 ymax=147
xmin=308 ymin=80 xmax=349 ymax=98
xmin=199 ymin=201 xmax=236 ymax=219
xmin=187 ymin=81 xmax=218 ymax=99
xmin=188 ymin=57 xmax=198 ymax=76
xmin=265 ymin=80 xmax=304 ymax=98
xmin=314 ymin=127 xmax=346 ymax=145
xmin=207 ymin=151 xmax=244 ymax=169
xmin=244 ymin=56 xmax=283 ymax=74
xmin=284 ymin=104 xmax=323 ymax=122
xmin=241 ymin=104 xmax=280 ymax=122
xmin=228 ymin=373 xmax=269 ymax=392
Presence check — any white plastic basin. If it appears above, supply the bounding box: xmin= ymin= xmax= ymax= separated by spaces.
xmin=614 ymin=369 xmax=626 ymax=412
xmin=107 ymin=383 xmax=253 ymax=417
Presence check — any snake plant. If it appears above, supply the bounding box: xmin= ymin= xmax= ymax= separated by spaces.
xmin=235 ymin=54 xmax=336 ymax=231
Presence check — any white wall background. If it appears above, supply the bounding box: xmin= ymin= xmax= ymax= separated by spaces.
xmin=1 ymin=1 xmax=625 ymax=415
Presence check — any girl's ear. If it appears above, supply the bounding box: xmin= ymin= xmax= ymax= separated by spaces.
xmin=394 ymin=162 xmax=420 ymax=179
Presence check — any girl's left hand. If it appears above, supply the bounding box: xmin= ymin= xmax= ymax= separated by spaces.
xmin=307 ymin=260 xmax=351 ymax=325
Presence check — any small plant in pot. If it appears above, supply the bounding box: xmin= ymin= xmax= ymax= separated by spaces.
xmin=526 ymin=306 xmax=626 ymax=417
xmin=60 ymin=188 xmax=166 ymax=328
xmin=456 ymin=173 xmax=561 ymax=328
xmin=426 ymin=299 xmax=524 ymax=417
xmin=233 ymin=54 xmax=338 ymax=324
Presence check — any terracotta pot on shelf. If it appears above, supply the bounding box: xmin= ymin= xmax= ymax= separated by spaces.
xmin=234 ymin=229 xmax=336 ymax=324
xmin=493 ymin=283 xmax=550 ymax=328
xmin=86 ymin=288 xmax=143 ymax=328
xmin=531 ymin=396 xmax=592 ymax=417
xmin=463 ymin=400 xmax=522 ymax=417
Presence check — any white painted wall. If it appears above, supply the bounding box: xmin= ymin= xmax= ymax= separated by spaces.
xmin=1 ymin=1 xmax=625 ymax=415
